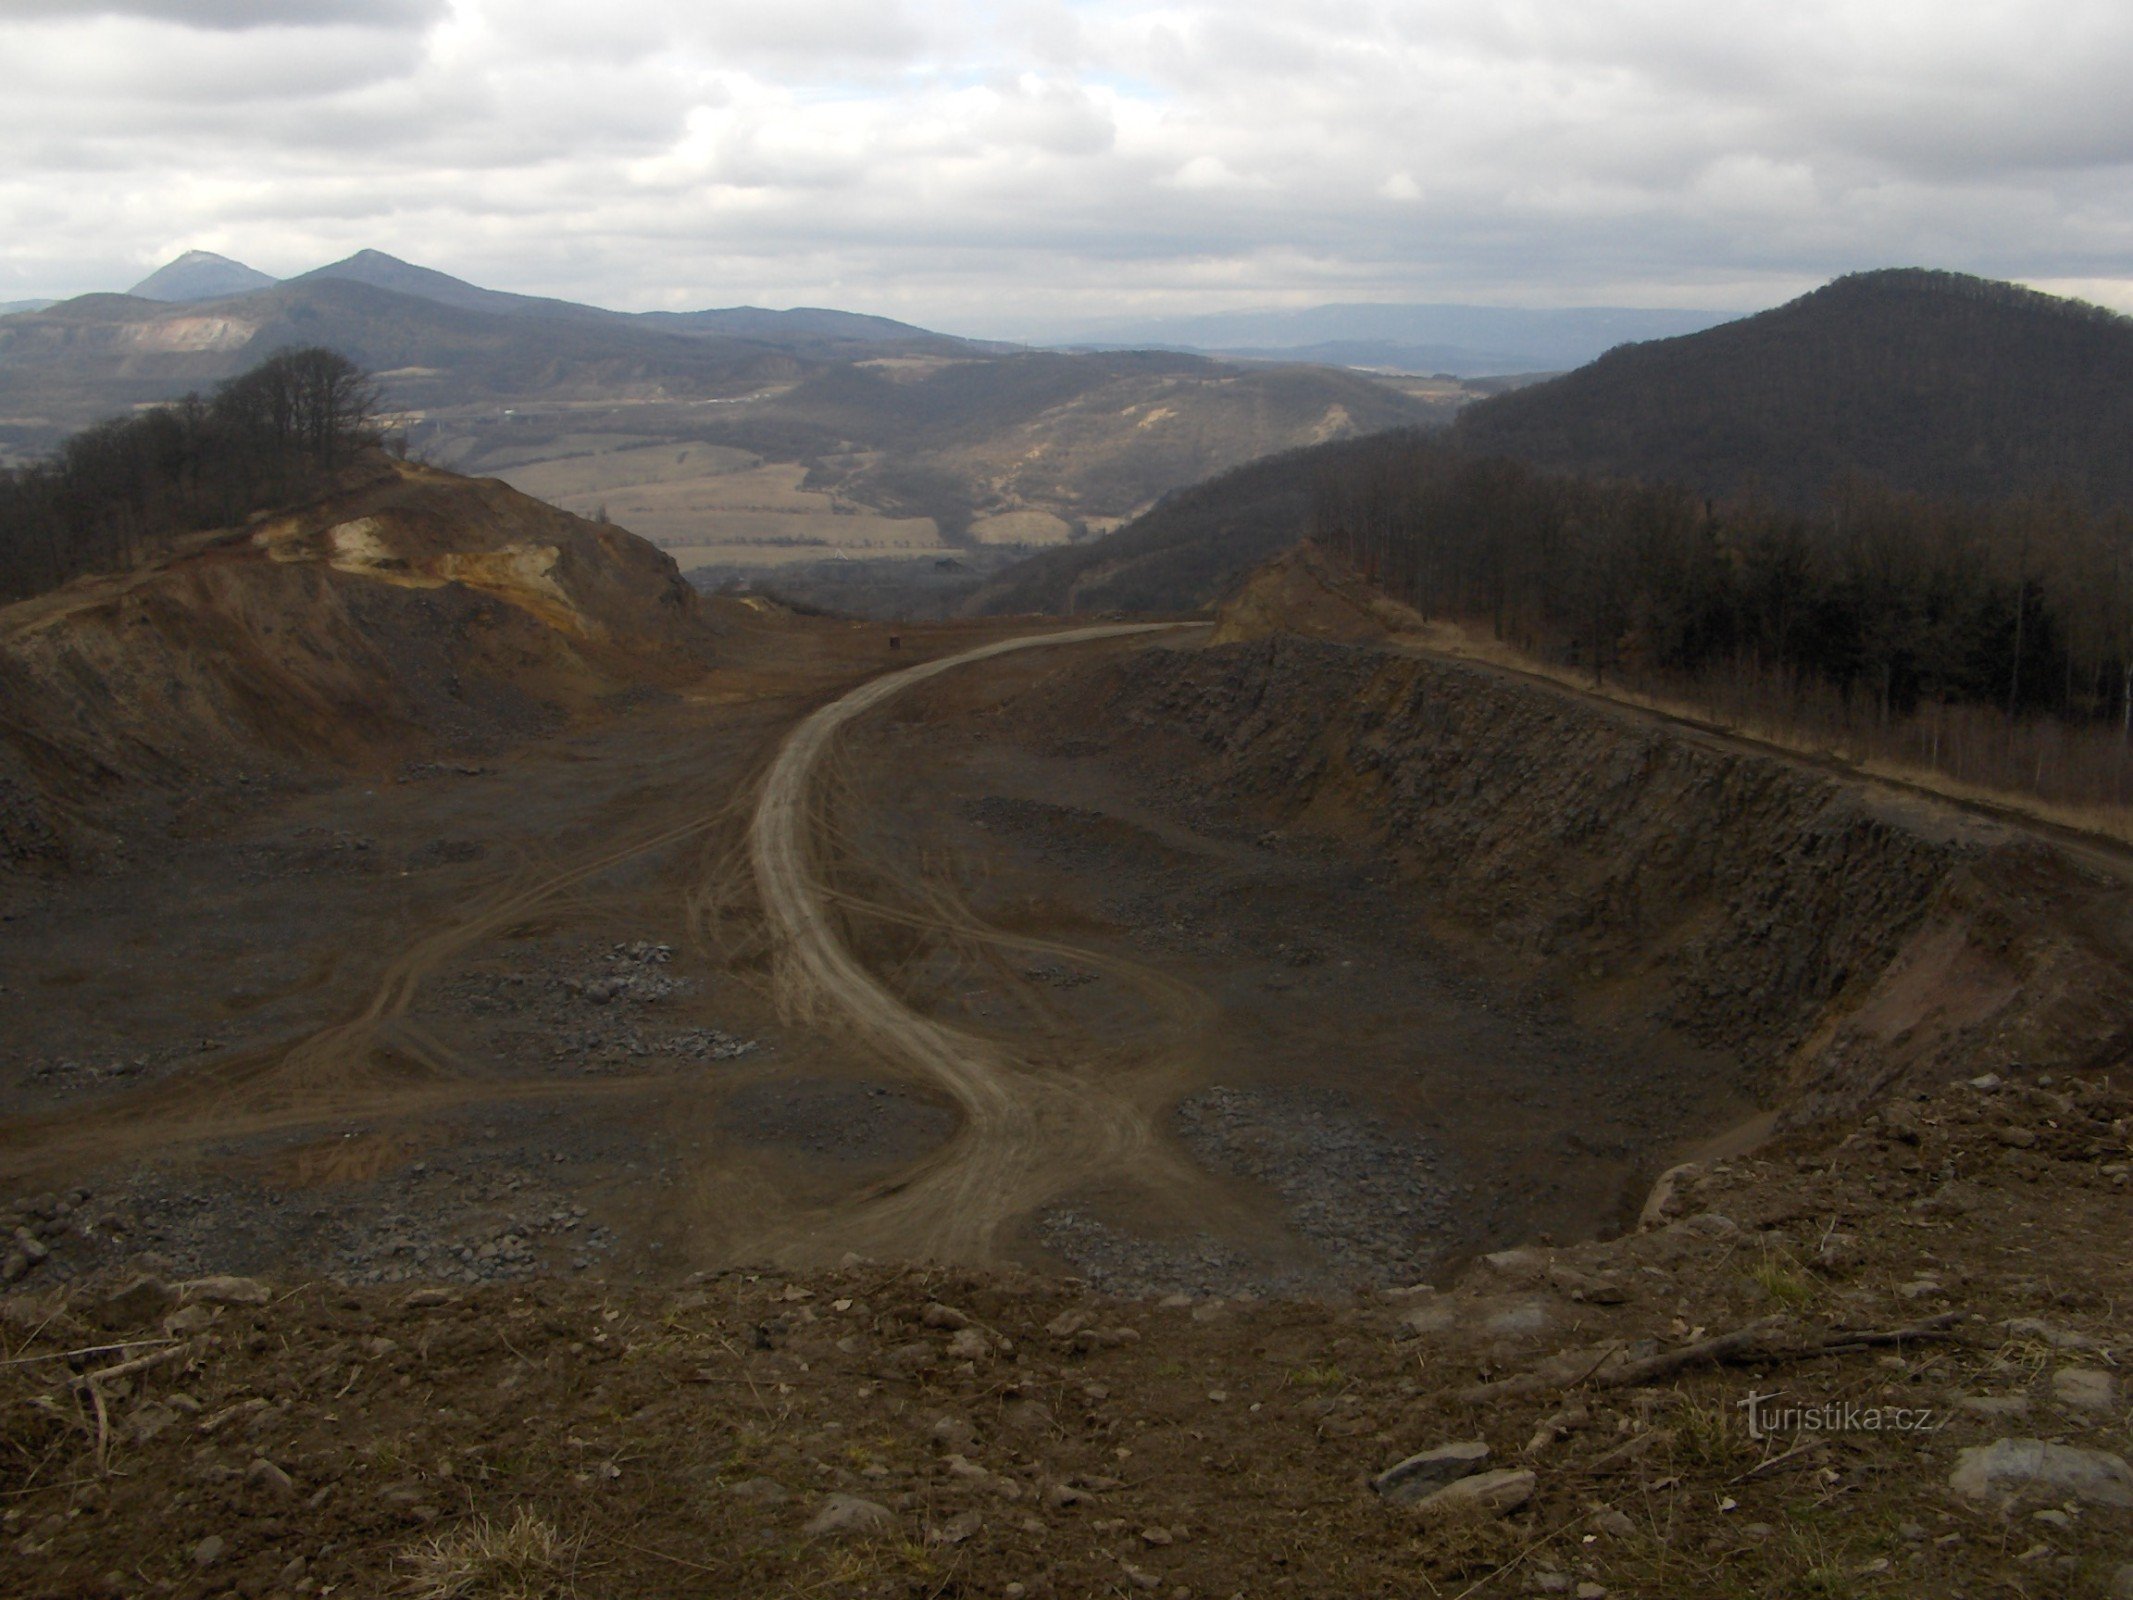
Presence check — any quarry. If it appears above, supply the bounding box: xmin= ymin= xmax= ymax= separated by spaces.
xmin=1 ymin=464 xmax=2129 ymax=1598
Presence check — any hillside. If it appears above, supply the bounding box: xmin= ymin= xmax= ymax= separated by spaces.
xmin=0 ymin=458 xmax=714 ymax=867
xmin=964 ymin=433 xmax=1396 ymax=615
xmin=1454 ymin=268 xmax=2133 ymax=507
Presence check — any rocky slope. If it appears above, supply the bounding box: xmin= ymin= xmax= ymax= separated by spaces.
xmin=1018 ymin=567 xmax=2133 ymax=1127
xmin=0 ymin=459 xmax=714 ymax=868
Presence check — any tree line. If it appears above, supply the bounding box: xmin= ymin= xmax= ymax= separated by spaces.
xmin=1312 ymin=434 xmax=2133 ymax=804
xmin=0 ymin=348 xmax=379 ymax=603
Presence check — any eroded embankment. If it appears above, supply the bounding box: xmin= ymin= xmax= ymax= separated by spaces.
xmin=1042 ymin=636 xmax=2133 ymax=1124
xmin=0 ymin=459 xmax=716 ymax=868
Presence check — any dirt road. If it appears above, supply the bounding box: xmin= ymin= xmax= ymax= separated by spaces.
xmin=747 ymin=624 xmax=1217 ymax=1264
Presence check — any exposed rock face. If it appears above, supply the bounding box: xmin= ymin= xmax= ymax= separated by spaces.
xmin=1061 ymin=635 xmax=2133 ymax=1120
xmin=0 ymin=460 xmax=715 ymax=866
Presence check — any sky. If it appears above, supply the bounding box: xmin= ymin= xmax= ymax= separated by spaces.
xmin=3 ymin=0 xmax=2131 ymax=335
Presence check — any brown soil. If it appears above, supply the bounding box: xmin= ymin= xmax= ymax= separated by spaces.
xmin=3 ymin=1074 xmax=2129 ymax=1599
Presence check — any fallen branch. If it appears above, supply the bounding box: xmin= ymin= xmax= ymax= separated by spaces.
xmin=84 ymin=1379 xmax=110 ymax=1468
xmin=64 ymin=1344 xmax=191 ymax=1471
xmin=74 ymin=1344 xmax=188 ymax=1390
xmin=1733 ymin=1437 xmax=1829 ymax=1482
xmin=1458 ymin=1312 xmax=1964 ymax=1404
xmin=0 ymin=1338 xmax=178 ymax=1369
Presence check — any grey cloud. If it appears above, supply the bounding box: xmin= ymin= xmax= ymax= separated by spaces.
xmin=0 ymin=0 xmax=443 ymax=27
xmin=977 ymin=80 xmax=1115 ymax=156
xmin=6 ymin=0 xmax=2133 ymax=322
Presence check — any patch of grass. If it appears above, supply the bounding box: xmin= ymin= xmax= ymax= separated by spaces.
xmin=402 ymin=1507 xmax=577 ymax=1600
xmin=1750 ymin=1250 xmax=1817 ymax=1308
xmin=1671 ymin=1394 xmax=1744 ymax=1470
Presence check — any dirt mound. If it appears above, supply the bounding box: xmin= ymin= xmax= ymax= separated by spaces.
xmin=1208 ymin=539 xmax=1423 ymax=646
xmin=0 ymin=459 xmax=716 ymax=865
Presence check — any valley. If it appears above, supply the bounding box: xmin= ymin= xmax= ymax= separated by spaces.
xmin=0 ymin=611 xmax=1762 ymax=1296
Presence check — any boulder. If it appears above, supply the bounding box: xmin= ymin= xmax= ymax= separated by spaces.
xmin=1948 ymin=1439 xmax=2133 ymax=1508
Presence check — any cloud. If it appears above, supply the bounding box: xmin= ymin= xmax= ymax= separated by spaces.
xmin=0 ymin=0 xmax=445 ymax=28
xmin=4 ymin=0 xmax=2133 ymax=325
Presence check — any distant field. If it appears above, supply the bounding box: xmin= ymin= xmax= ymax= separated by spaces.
xmin=969 ymin=510 xmax=1076 ymax=545
xmin=490 ymin=449 xmax=949 ymax=562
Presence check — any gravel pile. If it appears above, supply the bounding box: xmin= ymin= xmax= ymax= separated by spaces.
xmin=1174 ymin=1086 xmax=1463 ymax=1287
xmin=1035 ymin=1207 xmax=1316 ymax=1299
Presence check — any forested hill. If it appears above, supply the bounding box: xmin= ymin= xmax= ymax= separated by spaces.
xmin=969 ymin=269 xmax=2133 ymax=617
xmin=1453 ymin=269 xmax=2133 ymax=508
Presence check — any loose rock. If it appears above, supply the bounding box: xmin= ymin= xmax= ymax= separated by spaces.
xmin=1371 ymin=1439 xmax=1490 ymax=1504
xmin=804 ymin=1495 xmax=895 ymax=1537
xmin=2052 ymin=1368 xmax=2117 ymax=1412
xmin=1408 ymin=1467 xmax=1536 ymax=1524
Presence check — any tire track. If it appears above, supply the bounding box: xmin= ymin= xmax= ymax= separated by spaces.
xmin=747 ymin=623 xmax=1218 ymax=1264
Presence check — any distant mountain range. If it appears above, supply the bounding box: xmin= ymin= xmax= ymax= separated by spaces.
xmin=971 ymin=268 xmax=2133 ymax=615
xmin=0 ymin=248 xmax=1002 ymax=443
xmin=0 ymin=249 xmax=1460 ymax=572
xmin=8 ymin=251 xmax=1746 ymax=378
xmin=1026 ymin=302 xmax=1739 ymax=376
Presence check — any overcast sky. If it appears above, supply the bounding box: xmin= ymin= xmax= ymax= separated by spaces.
xmin=4 ymin=0 xmax=2130 ymax=333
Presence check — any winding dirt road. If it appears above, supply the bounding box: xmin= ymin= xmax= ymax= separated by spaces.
xmin=748 ymin=624 xmax=1218 ymax=1264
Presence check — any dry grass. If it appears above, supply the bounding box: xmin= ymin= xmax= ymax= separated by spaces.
xmin=1748 ymin=1247 xmax=1818 ymax=1309
xmin=402 ymin=1508 xmax=578 ymax=1600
